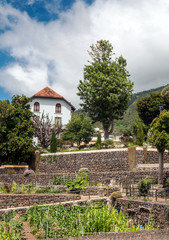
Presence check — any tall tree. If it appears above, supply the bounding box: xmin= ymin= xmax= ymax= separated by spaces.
xmin=77 ymin=40 xmax=133 ymax=139
xmin=0 ymin=96 xmax=34 ymax=164
xmin=148 ymin=110 xmax=169 ymax=185
xmin=62 ymin=113 xmax=94 ymax=149
xmin=137 ymin=93 xmax=169 ymax=126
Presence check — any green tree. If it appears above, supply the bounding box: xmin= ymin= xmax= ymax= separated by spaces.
xmin=50 ymin=130 xmax=57 ymax=153
xmin=77 ymin=40 xmax=133 ymax=139
xmin=96 ymin=133 xmax=102 ymax=149
xmin=0 ymin=100 xmax=14 ymax=125
xmin=137 ymin=93 xmax=169 ymax=126
xmin=62 ymin=113 xmax=94 ymax=149
xmin=148 ymin=110 xmax=169 ymax=185
xmin=161 ymin=85 xmax=169 ymax=100
xmin=0 ymin=95 xmax=34 ymax=165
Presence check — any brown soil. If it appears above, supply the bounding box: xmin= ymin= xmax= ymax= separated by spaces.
xmin=22 ymin=221 xmax=37 ymax=240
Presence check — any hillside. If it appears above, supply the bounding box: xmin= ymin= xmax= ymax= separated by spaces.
xmin=113 ymin=85 xmax=168 ymax=135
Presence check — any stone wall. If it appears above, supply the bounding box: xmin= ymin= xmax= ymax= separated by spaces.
xmin=40 ymin=149 xmax=129 ymax=173
xmin=0 ymin=170 xmax=168 ymax=186
xmin=115 ymin=198 xmax=169 ymax=228
xmin=39 ymin=149 xmax=169 ymax=174
xmin=0 ymin=165 xmax=28 ymax=174
xmin=89 ymin=170 xmax=169 ymax=185
xmin=0 ymin=194 xmax=80 ymax=209
xmin=136 ymin=149 xmax=169 ymax=164
xmin=57 ymin=229 xmax=169 ymax=240
xmin=81 ymin=186 xmax=120 ymax=196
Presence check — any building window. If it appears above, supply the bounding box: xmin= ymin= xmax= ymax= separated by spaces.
xmin=55 ymin=103 xmax=61 ymax=113
xmin=34 ymin=102 xmax=40 ymax=112
xmin=55 ymin=117 xmax=62 ymax=127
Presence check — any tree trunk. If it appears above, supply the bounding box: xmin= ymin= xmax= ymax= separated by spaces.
xmin=158 ymin=151 xmax=164 ymax=185
xmin=104 ymin=126 xmax=109 ymax=139
xmin=103 ymin=121 xmax=114 ymax=139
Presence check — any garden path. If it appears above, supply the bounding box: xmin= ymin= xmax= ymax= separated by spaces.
xmin=22 ymin=221 xmax=37 ymax=240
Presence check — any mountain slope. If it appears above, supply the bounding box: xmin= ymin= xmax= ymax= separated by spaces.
xmin=114 ymin=85 xmax=168 ymax=135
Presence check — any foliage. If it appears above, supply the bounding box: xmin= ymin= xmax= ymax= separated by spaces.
xmin=161 ymin=85 xmax=169 ymax=100
xmin=77 ymin=40 xmax=133 ymax=139
xmin=50 ymin=130 xmax=57 ymax=153
xmin=120 ymin=130 xmax=133 ymax=147
xmin=95 ymin=133 xmax=102 ymax=149
xmin=0 ymin=100 xmax=14 ymax=125
xmin=67 ymin=169 xmax=89 ymax=194
xmin=0 ymin=212 xmax=23 ymax=239
xmin=132 ymin=118 xmax=148 ymax=144
xmin=165 ymin=178 xmax=169 ymax=188
xmin=0 ymin=95 xmax=34 ymax=165
xmin=41 ymin=155 xmax=58 ymax=163
xmin=137 ymin=93 xmax=169 ymax=126
xmin=52 ymin=175 xmax=75 ymax=185
xmin=148 ymin=110 xmax=169 ymax=184
xmin=138 ymin=178 xmax=152 ymax=196
xmin=114 ymin=85 xmax=168 ymax=135
xmin=26 ymin=203 xmax=154 ymax=238
xmin=62 ymin=113 xmax=94 ymax=149
xmin=135 ymin=121 xmax=144 ymax=146
xmin=33 ymin=112 xmax=61 ymax=148
xmin=110 ymin=191 xmax=122 ymax=200
xmin=103 ymin=138 xmax=114 ymax=148
xmin=148 ymin=110 xmax=169 ymax=153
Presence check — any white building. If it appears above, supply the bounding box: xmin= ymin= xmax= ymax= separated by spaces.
xmin=29 ymin=86 xmax=75 ymax=127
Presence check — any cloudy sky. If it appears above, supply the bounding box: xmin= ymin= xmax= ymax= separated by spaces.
xmin=0 ymin=0 xmax=168 ymax=107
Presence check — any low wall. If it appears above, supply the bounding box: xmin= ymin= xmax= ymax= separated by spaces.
xmin=0 ymin=165 xmax=28 ymax=174
xmin=40 ymin=149 xmax=129 ymax=173
xmin=89 ymin=170 xmax=169 ymax=185
xmin=57 ymin=229 xmax=169 ymax=240
xmin=81 ymin=186 xmax=120 ymax=196
xmin=115 ymin=198 xmax=169 ymax=228
xmin=0 ymin=170 xmax=168 ymax=186
xmin=0 ymin=194 xmax=80 ymax=209
xmin=136 ymin=149 xmax=169 ymax=164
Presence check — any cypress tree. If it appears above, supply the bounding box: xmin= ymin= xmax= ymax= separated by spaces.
xmin=96 ymin=133 xmax=102 ymax=149
xmin=50 ymin=130 xmax=57 ymax=153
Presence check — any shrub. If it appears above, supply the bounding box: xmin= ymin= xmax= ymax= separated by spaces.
xmin=110 ymin=191 xmax=122 ymax=200
xmin=104 ymin=139 xmax=114 ymax=148
xmin=96 ymin=133 xmax=102 ymax=149
xmin=138 ymin=178 xmax=152 ymax=196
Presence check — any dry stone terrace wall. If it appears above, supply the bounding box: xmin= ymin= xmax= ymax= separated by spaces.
xmin=57 ymin=229 xmax=169 ymax=240
xmin=89 ymin=170 xmax=169 ymax=185
xmin=39 ymin=148 xmax=169 ymax=174
xmin=0 ymin=165 xmax=28 ymax=174
xmin=0 ymin=194 xmax=80 ymax=209
xmin=0 ymin=170 xmax=168 ymax=186
xmin=39 ymin=149 xmax=129 ymax=173
xmin=115 ymin=198 xmax=169 ymax=228
xmin=136 ymin=149 xmax=169 ymax=164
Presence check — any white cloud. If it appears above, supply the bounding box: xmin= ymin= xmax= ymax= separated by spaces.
xmin=0 ymin=0 xmax=169 ymax=107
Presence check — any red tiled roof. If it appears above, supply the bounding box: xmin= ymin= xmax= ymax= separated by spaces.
xmin=31 ymin=87 xmax=76 ymax=110
xmin=31 ymin=86 xmax=63 ymax=99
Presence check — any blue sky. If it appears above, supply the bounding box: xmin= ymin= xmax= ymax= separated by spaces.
xmin=0 ymin=0 xmax=169 ymax=106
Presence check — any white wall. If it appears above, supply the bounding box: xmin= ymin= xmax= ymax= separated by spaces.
xmin=29 ymin=97 xmax=72 ymax=126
